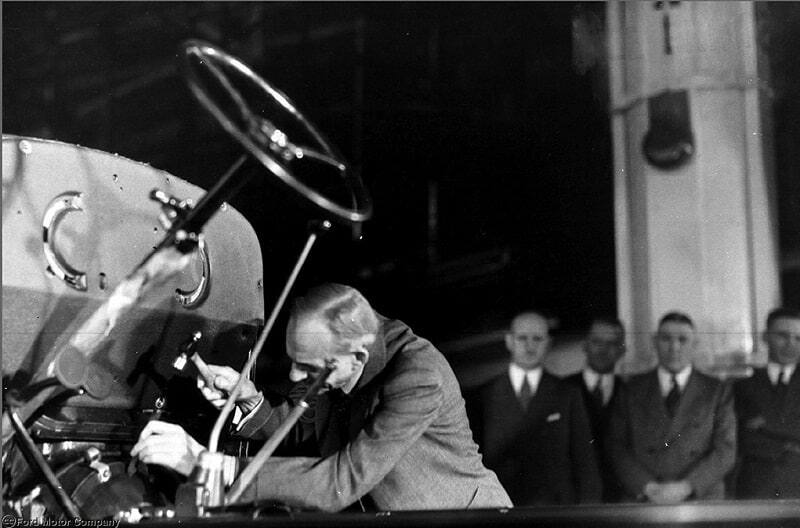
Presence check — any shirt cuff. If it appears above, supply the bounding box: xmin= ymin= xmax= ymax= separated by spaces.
xmin=223 ymin=454 xmax=239 ymax=487
xmin=232 ymin=393 xmax=264 ymax=432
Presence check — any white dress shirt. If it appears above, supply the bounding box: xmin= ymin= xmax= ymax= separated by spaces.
xmin=582 ymin=369 xmax=615 ymax=406
xmin=767 ymin=362 xmax=796 ymax=386
xmin=508 ymin=363 xmax=542 ymax=397
xmin=657 ymin=365 xmax=692 ymax=397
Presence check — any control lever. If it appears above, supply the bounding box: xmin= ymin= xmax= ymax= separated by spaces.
xmin=150 ymin=189 xmax=194 ymax=231
xmin=171 ymin=331 xmax=219 ymax=398
xmin=127 ymin=396 xmax=167 ymax=478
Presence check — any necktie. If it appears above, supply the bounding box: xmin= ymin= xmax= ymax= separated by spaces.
xmin=591 ymin=378 xmax=604 ymax=407
xmin=665 ymin=375 xmax=680 ymax=418
xmin=774 ymin=368 xmax=790 ymax=405
xmin=518 ymin=377 xmax=533 ymax=411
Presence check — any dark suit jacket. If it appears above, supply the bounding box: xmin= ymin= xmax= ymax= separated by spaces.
xmin=563 ymin=372 xmax=624 ymax=502
xmin=234 ymin=317 xmax=512 ymax=512
xmin=466 ymin=371 xmax=602 ymax=506
xmin=607 ymin=369 xmax=736 ymax=501
xmin=734 ymin=367 xmax=800 ymax=499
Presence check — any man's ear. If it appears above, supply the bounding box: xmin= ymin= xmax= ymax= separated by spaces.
xmin=352 ymin=333 xmax=375 ymax=366
xmin=614 ymin=343 xmax=627 ymax=361
xmin=353 ymin=348 xmax=369 ymax=368
xmin=504 ymin=333 xmax=514 ymax=352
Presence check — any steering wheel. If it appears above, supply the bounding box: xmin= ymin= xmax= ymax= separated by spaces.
xmin=181 ymin=40 xmax=372 ymax=224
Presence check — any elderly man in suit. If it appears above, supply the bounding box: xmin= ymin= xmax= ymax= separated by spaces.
xmin=735 ymin=307 xmax=800 ymax=499
xmin=132 ymin=283 xmax=511 ymax=511
xmin=466 ymin=311 xmax=602 ymax=506
xmin=607 ymin=311 xmax=736 ymax=503
xmin=563 ymin=316 xmax=626 ymax=502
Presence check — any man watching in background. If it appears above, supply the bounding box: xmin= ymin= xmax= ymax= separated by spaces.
xmin=607 ymin=312 xmax=736 ymax=503
xmin=564 ymin=316 xmax=626 ymax=501
xmin=466 ymin=311 xmax=602 ymax=506
xmin=735 ymin=307 xmax=800 ymax=499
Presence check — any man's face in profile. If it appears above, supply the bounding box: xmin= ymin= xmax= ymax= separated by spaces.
xmin=287 ymin=317 xmax=361 ymax=391
xmin=654 ymin=321 xmax=696 ymax=374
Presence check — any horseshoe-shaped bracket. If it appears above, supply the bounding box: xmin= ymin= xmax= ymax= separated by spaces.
xmin=42 ymin=191 xmax=88 ymax=291
xmin=174 ymin=237 xmax=210 ymax=309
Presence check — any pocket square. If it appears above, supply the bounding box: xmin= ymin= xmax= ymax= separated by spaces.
xmin=546 ymin=412 xmax=561 ymax=423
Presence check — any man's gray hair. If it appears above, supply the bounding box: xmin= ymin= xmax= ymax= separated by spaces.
xmin=288 ymin=283 xmax=379 ymax=353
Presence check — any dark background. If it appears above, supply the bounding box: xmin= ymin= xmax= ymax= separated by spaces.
xmin=3 ymin=2 xmax=800 ymax=370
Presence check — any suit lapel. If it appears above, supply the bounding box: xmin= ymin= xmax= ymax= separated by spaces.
xmin=315 ymin=392 xmax=336 ymax=454
xmin=668 ymin=370 xmax=704 ymax=437
xmin=640 ymin=371 xmax=671 ymax=436
xmin=525 ymin=373 xmax=554 ymax=428
xmin=784 ymin=367 xmax=800 ymax=415
xmin=481 ymin=376 xmax=525 ymax=451
xmin=607 ymin=376 xmax=621 ymax=410
xmin=494 ymin=372 xmax=528 ymax=414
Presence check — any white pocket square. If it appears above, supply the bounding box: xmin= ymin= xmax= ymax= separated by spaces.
xmin=546 ymin=412 xmax=561 ymax=423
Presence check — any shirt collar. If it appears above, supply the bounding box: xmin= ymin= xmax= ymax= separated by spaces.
xmin=657 ymin=365 xmax=692 ymax=396
xmin=509 ymin=363 xmax=542 ymax=395
xmin=767 ymin=362 xmax=796 ymax=385
xmin=582 ymin=368 xmax=615 ymax=405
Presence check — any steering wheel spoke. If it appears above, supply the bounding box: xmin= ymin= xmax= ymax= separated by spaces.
xmin=181 ymin=40 xmax=371 ymax=225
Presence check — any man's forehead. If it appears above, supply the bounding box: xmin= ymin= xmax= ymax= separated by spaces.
xmin=769 ymin=317 xmax=800 ymax=332
xmin=511 ymin=314 xmax=548 ymax=334
xmin=290 ymin=317 xmax=335 ymax=357
xmin=589 ymin=322 xmax=622 ymax=337
xmin=657 ymin=321 xmax=695 ymax=335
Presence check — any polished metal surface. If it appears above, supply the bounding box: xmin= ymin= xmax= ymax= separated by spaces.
xmin=41 ymin=190 xmax=88 ymax=291
xmin=174 ymin=237 xmax=211 ymax=308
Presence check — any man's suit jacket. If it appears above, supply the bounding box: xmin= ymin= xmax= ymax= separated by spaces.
xmin=734 ymin=367 xmax=800 ymax=499
xmin=607 ymin=369 xmax=736 ymax=500
xmin=466 ymin=371 xmax=602 ymax=506
xmin=234 ymin=317 xmax=512 ymax=512
xmin=563 ymin=372 xmax=624 ymax=502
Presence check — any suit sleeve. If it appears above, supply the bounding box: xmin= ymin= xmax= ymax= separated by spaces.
xmin=235 ymin=392 xmax=292 ymax=440
xmin=684 ymin=382 xmax=737 ymax=496
xmin=606 ymin=382 xmax=656 ymax=498
xmin=734 ymin=382 xmax=788 ymax=461
xmin=236 ymin=358 xmax=444 ymax=511
xmin=462 ymin=387 xmax=484 ymax=447
xmin=569 ymin=388 xmax=603 ymax=503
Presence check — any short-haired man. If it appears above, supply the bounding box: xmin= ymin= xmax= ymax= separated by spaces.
xmin=466 ymin=311 xmax=602 ymax=506
xmin=131 ymin=283 xmax=511 ymax=511
xmin=563 ymin=316 xmax=626 ymax=501
xmin=735 ymin=307 xmax=800 ymax=499
xmin=607 ymin=312 xmax=736 ymax=503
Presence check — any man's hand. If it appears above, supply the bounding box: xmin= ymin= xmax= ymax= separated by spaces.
xmin=643 ymin=480 xmax=692 ymax=503
xmin=643 ymin=481 xmax=664 ymax=502
xmin=197 ymin=364 xmax=262 ymax=414
xmin=659 ymin=480 xmax=693 ymax=502
xmin=744 ymin=415 xmax=766 ymax=430
xmin=130 ymin=420 xmax=204 ymax=476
